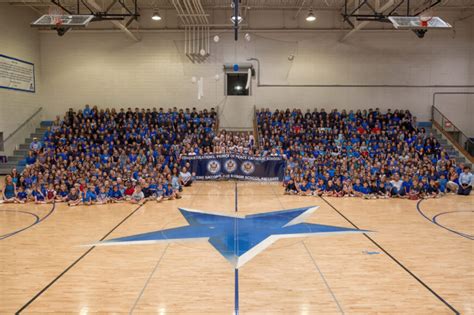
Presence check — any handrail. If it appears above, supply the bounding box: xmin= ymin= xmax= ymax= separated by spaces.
xmin=3 ymin=107 xmax=43 ymax=143
xmin=253 ymin=105 xmax=259 ymax=146
xmin=431 ymin=98 xmax=474 ymax=162
xmin=432 ymin=105 xmax=474 ymax=146
xmin=215 ymin=105 xmax=220 ymax=132
xmin=432 ymin=120 xmax=474 ymax=163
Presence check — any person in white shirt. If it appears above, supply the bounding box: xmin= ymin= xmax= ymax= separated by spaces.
xmin=458 ymin=166 xmax=473 ymax=196
xmin=130 ymin=186 xmax=145 ymax=204
xmin=390 ymin=173 xmax=405 ymax=197
xmin=179 ymin=167 xmax=194 ymax=187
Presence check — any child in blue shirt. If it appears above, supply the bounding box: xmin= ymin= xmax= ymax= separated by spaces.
xmin=360 ymin=182 xmax=371 ymax=199
xmin=164 ymin=183 xmax=174 ymax=200
xmin=437 ymin=174 xmax=447 ymax=194
xmin=353 ymin=179 xmax=364 ymax=197
xmin=298 ymin=180 xmax=311 ymax=196
xmin=96 ymin=187 xmax=109 ymax=205
xmin=109 ymin=185 xmax=124 ymax=202
xmin=56 ymin=183 xmax=69 ymax=202
xmin=82 ymin=185 xmax=97 ymax=205
xmin=16 ymin=187 xmax=28 ymax=203
xmin=156 ymin=183 xmax=165 ymax=202
xmin=32 ymin=185 xmax=45 ymax=204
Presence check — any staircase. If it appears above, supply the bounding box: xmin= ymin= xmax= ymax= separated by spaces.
xmin=420 ymin=122 xmax=472 ymax=168
xmin=0 ymin=121 xmax=52 ymax=175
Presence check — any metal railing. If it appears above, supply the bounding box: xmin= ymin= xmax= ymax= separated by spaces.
xmin=215 ymin=105 xmax=220 ymax=132
xmin=432 ymin=105 xmax=474 ymax=159
xmin=253 ymin=105 xmax=259 ymax=145
xmin=1 ymin=107 xmax=43 ymax=158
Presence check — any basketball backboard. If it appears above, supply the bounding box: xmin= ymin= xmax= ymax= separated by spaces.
xmin=31 ymin=15 xmax=94 ymax=27
xmin=388 ymin=16 xmax=452 ymax=29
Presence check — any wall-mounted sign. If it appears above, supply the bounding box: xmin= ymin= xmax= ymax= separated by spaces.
xmin=0 ymin=54 xmax=35 ymax=93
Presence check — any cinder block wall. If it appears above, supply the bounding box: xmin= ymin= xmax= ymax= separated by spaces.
xmin=0 ymin=5 xmax=42 ymax=147
xmin=1 ymin=5 xmax=473 ymax=133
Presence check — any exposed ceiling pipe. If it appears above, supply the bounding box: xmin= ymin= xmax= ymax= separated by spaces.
xmin=86 ymin=0 xmax=140 ymax=41
xmin=183 ymin=0 xmax=199 ymax=25
xmin=174 ymin=0 xmax=191 ymax=25
xmin=340 ymin=0 xmax=395 ymax=41
xmin=294 ymin=0 xmax=307 ymax=19
xmin=195 ymin=0 xmax=209 ymax=24
xmin=172 ymin=0 xmax=209 ymax=62
xmin=191 ymin=0 xmax=204 ymax=24
xmin=172 ymin=0 xmax=192 ymax=58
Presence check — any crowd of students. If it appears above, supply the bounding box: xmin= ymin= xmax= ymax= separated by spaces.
xmin=1 ymin=105 xmax=212 ymax=205
xmin=211 ymin=130 xmax=255 ymax=155
xmin=256 ymin=107 xmax=473 ymax=199
xmin=1 ymin=106 xmax=472 ymax=205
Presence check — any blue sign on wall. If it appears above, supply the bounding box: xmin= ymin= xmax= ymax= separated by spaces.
xmin=0 ymin=54 xmax=35 ymax=93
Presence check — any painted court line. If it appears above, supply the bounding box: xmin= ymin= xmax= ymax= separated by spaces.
xmin=320 ymin=196 xmax=460 ymax=315
xmin=16 ymin=203 xmax=145 ymax=314
xmin=234 ymin=181 xmax=239 ymax=315
xmin=416 ymin=199 xmax=473 ymax=240
xmin=131 ymin=182 xmax=204 ymax=313
xmin=0 ymin=209 xmax=40 ymax=240
xmin=302 ymin=241 xmax=345 ymax=314
xmin=129 ymin=244 xmax=170 ymax=314
xmin=269 ymin=185 xmax=345 ymax=314
xmin=0 ymin=203 xmax=55 ymax=240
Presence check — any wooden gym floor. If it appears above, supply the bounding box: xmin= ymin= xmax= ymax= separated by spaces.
xmin=0 ymin=181 xmax=473 ymax=314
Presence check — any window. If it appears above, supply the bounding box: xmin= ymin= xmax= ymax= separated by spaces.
xmin=223 ymin=63 xmax=253 ymax=96
xmin=226 ymin=73 xmax=249 ymax=96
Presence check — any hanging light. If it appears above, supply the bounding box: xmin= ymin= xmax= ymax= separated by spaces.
xmin=231 ymin=15 xmax=243 ymax=24
xmin=152 ymin=11 xmax=162 ymax=21
xmin=306 ymin=9 xmax=316 ymax=22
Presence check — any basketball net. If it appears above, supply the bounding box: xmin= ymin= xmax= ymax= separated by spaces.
xmin=419 ymin=9 xmax=433 ymax=27
xmin=48 ymin=5 xmax=64 ymax=27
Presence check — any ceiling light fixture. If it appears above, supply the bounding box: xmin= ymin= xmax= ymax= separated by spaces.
xmin=152 ymin=11 xmax=162 ymax=21
xmin=306 ymin=9 xmax=316 ymax=22
xmin=231 ymin=15 xmax=243 ymax=24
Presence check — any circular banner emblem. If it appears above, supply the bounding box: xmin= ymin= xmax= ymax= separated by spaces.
xmin=240 ymin=161 xmax=255 ymax=175
xmin=207 ymin=160 xmax=221 ymax=174
xmin=224 ymin=159 xmax=238 ymax=173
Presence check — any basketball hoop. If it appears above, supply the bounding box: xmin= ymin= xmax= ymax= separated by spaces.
xmin=419 ymin=16 xmax=432 ymax=27
xmin=419 ymin=9 xmax=433 ymax=27
xmin=48 ymin=5 xmax=64 ymax=27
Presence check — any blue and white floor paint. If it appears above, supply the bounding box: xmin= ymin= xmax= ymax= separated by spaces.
xmin=92 ymin=206 xmax=369 ymax=268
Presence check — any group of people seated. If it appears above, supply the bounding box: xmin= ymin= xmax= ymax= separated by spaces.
xmin=1 ymin=105 xmax=472 ymax=204
xmin=256 ymin=107 xmax=473 ymax=199
xmin=1 ymin=105 xmax=208 ymax=205
xmin=211 ymin=130 xmax=255 ymax=155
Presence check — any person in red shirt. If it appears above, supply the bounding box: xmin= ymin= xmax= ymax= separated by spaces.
xmin=124 ymin=181 xmax=135 ymax=199
xmin=372 ymin=126 xmax=381 ymax=134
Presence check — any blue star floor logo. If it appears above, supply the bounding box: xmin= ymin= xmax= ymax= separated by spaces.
xmin=92 ymin=206 xmax=369 ymax=268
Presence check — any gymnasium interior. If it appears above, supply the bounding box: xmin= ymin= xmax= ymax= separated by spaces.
xmin=0 ymin=0 xmax=473 ymax=314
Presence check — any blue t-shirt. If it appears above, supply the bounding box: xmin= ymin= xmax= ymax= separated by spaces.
xmin=299 ymin=183 xmax=309 ymax=192
xmin=402 ymin=181 xmax=413 ymax=192
xmin=26 ymin=156 xmax=36 ymax=165
xmin=438 ymin=178 xmax=447 ymax=192
xmin=83 ymin=191 xmax=97 ymax=202
xmin=353 ymin=184 xmax=364 ymax=192
xmin=360 ymin=186 xmax=371 ymax=194
xmin=17 ymin=191 xmax=28 ymax=200
xmin=109 ymin=190 xmax=123 ymax=198
xmin=33 ymin=190 xmax=45 ymax=201
xmin=58 ymin=191 xmax=68 ymax=197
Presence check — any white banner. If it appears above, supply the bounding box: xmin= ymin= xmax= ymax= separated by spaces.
xmin=0 ymin=54 xmax=35 ymax=92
